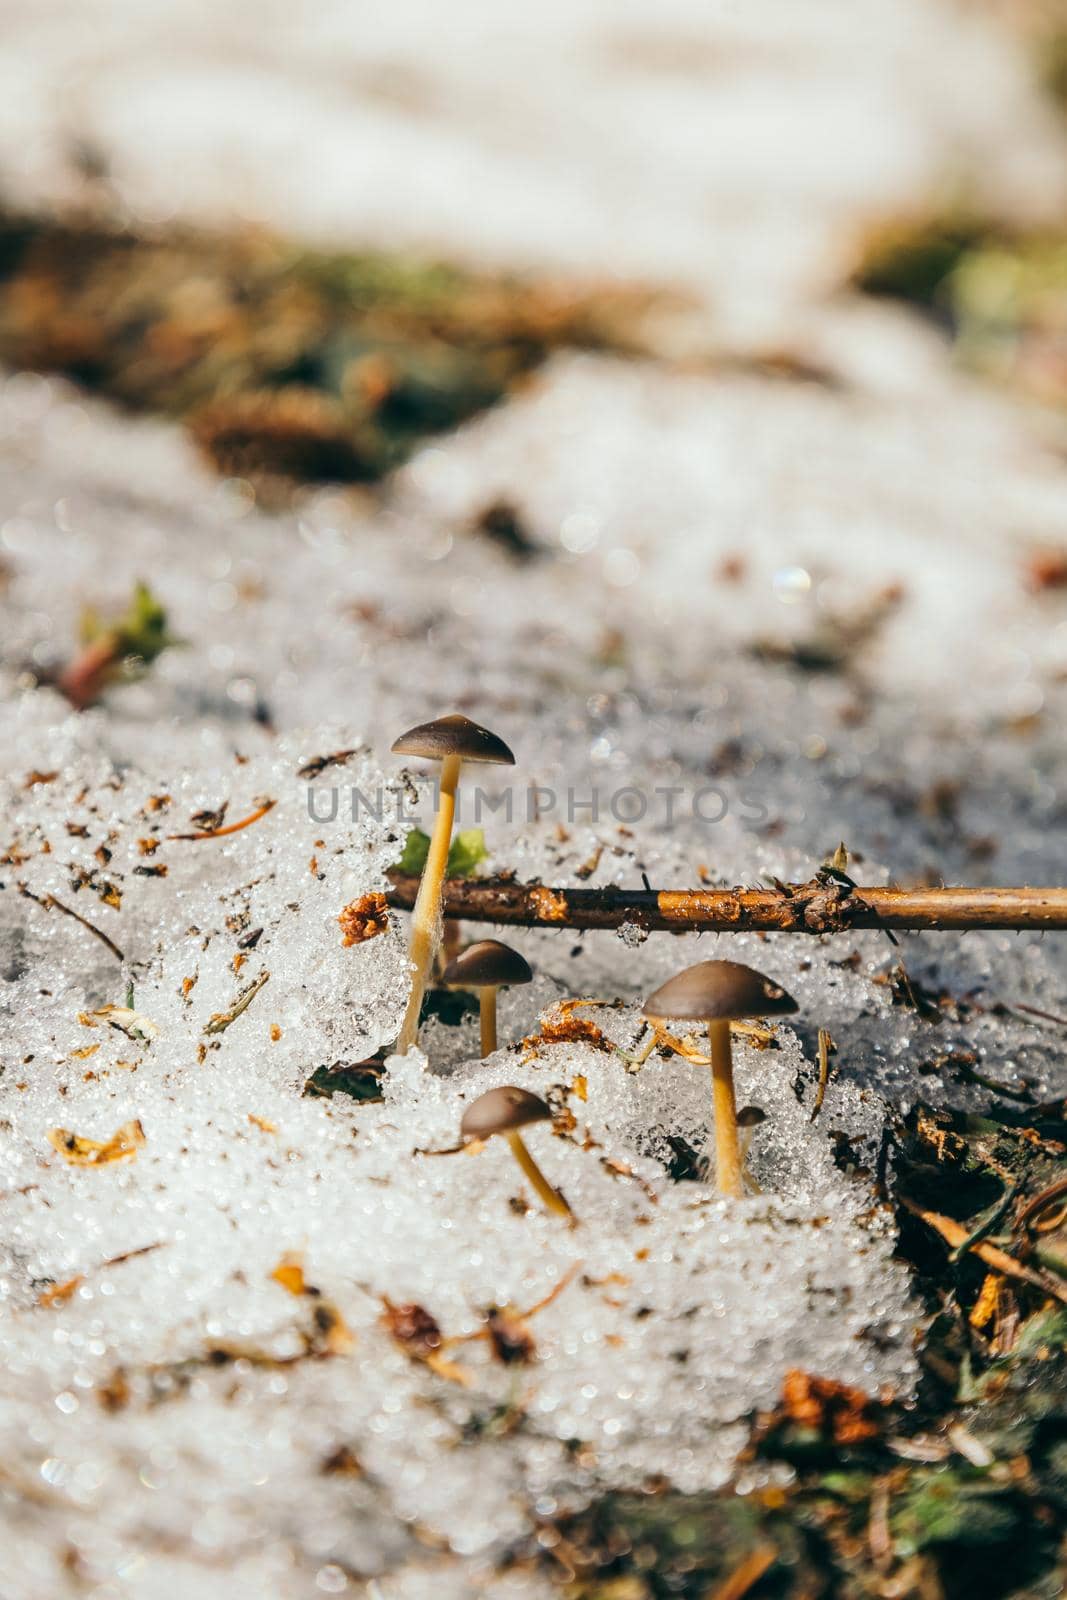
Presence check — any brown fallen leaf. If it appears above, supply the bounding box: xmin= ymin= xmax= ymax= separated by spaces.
xmin=269 ymin=1255 xmax=355 ymax=1355
xmin=97 ymin=1368 xmax=131 ymax=1413
xmin=47 ymin=1119 xmax=145 ymax=1166
xmin=381 ymin=1296 xmax=444 ymax=1360
xmin=270 ymin=1254 xmax=307 ymax=1296
xmin=1025 ymin=547 xmax=1067 ymax=592
xmin=780 ymin=1368 xmax=884 ymax=1445
xmin=381 ymin=1297 xmax=470 ymax=1383
xmin=38 ymin=1275 xmax=84 ymax=1308
xmin=524 ymin=1015 xmax=609 ymax=1053
xmin=321 ymin=1444 xmax=363 ymax=1477
xmin=600 ymin=1155 xmax=659 ymax=1203
xmin=313 ymin=1301 xmax=355 ymax=1357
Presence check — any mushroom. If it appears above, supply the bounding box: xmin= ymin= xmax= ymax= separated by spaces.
xmin=460 ymin=1085 xmax=573 ymax=1220
xmin=737 ymin=1105 xmax=767 ymax=1191
xmin=643 ymin=960 xmax=797 ymax=1198
xmin=441 ymin=939 xmax=533 ymax=1057
xmin=392 ymin=714 xmax=514 ymax=1053
xmin=737 ymin=1104 xmax=767 ymax=1161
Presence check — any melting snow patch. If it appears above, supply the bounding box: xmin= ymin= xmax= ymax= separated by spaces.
xmin=0 ymin=749 xmax=916 ymax=1598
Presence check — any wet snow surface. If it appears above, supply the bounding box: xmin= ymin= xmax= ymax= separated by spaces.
xmin=2 ymin=1 xmax=1067 ymax=1597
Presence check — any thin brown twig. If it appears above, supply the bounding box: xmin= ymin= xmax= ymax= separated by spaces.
xmin=1010 ymin=1002 xmax=1067 ymax=1028
xmin=17 ymin=883 xmax=125 ymax=961
xmin=444 ymin=1263 xmax=581 ymax=1349
xmin=168 ymin=799 xmax=276 ymax=841
xmin=386 ymin=873 xmax=1067 ymax=934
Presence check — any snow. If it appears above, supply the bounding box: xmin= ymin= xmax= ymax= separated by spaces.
xmin=0 ymin=742 xmax=915 ymax=1595
xmin=2 ymin=325 xmax=1067 ymax=1600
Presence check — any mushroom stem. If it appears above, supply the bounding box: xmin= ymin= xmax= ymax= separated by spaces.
xmin=397 ymin=753 xmax=462 ymax=1054
xmin=506 ymin=1130 xmax=573 ymax=1220
xmin=438 ymin=917 xmax=462 ymax=977
xmin=479 ymin=986 xmax=499 ymax=1058
xmin=739 ymin=1129 xmax=763 ymax=1194
xmin=708 ymin=1019 xmax=743 ymax=1198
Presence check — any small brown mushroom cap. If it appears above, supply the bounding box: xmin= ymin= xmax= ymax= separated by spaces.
xmin=460 ymin=1085 xmax=551 ymax=1141
xmin=442 ymin=939 xmax=533 ymax=989
xmin=392 ymin=714 xmax=515 ymax=766
xmin=737 ymin=1105 xmax=767 ymax=1129
xmin=643 ymin=959 xmax=797 ymax=1023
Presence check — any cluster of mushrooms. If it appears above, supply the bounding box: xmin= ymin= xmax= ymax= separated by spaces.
xmin=391 ymin=713 xmax=799 ymax=1218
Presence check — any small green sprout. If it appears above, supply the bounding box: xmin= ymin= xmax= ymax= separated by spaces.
xmin=59 ymin=581 xmax=178 ymax=708
xmin=396 ymin=826 xmax=488 ymax=879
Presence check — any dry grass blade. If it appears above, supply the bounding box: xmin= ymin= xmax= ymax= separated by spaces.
xmin=706 ymin=1544 xmax=778 ymax=1600
xmin=900 ymin=1196 xmax=1067 ymax=1304
xmin=810 ymin=1028 xmax=836 ymax=1121
xmin=205 ymin=970 xmax=270 ymax=1034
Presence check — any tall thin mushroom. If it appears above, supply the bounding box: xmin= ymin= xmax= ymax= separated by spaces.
xmin=460 ymin=1085 xmax=573 ymax=1220
xmin=643 ymin=960 xmax=797 ymax=1198
xmin=392 ymin=714 xmax=514 ymax=1053
xmin=737 ymin=1105 xmax=767 ymax=1192
xmin=441 ymin=939 xmax=533 ymax=1057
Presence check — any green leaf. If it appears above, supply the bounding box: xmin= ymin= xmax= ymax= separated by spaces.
xmin=394 ymin=826 xmax=488 ymax=878
xmin=395 ymin=828 xmax=430 ymax=875
xmin=447 ymin=828 xmax=487 ymax=877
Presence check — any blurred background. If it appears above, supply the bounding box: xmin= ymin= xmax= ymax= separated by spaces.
xmin=1 ymin=0 xmax=1066 ymax=322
